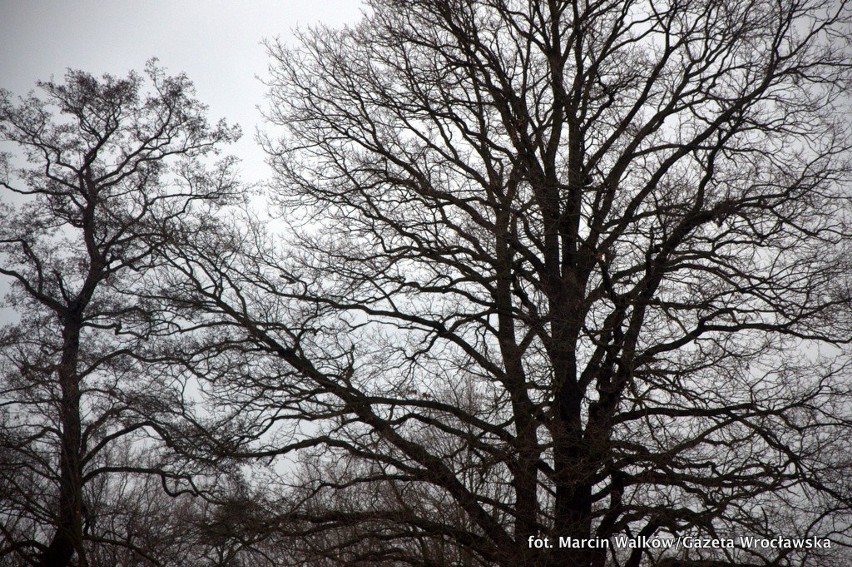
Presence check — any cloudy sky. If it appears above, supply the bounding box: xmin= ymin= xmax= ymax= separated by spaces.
xmin=1 ymin=0 xmax=365 ymax=181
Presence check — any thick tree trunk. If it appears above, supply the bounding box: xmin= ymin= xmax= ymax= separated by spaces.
xmin=553 ymin=383 xmax=593 ymax=567
xmin=550 ymin=288 xmax=595 ymax=567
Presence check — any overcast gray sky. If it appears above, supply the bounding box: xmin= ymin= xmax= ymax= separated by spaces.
xmin=0 ymin=0 xmax=365 ymax=180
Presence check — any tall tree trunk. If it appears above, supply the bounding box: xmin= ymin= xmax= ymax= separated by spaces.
xmin=38 ymin=317 xmax=86 ymax=567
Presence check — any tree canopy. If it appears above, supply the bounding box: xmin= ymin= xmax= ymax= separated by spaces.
xmin=0 ymin=62 xmax=241 ymax=567
xmin=2 ymin=2 xmax=851 ymax=567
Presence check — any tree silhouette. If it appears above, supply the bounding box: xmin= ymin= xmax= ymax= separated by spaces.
xmin=32 ymin=1 xmax=848 ymax=566
xmin=0 ymin=63 xmax=240 ymax=567
xmin=170 ymin=1 xmax=851 ymax=565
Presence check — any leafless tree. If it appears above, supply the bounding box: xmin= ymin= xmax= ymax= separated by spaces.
xmin=153 ymin=1 xmax=852 ymax=565
xmin=0 ymin=63 xmax=240 ymax=567
xmin=80 ymin=460 xmax=284 ymax=567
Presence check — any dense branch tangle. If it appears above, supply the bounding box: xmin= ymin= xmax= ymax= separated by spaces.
xmin=158 ymin=1 xmax=852 ymax=566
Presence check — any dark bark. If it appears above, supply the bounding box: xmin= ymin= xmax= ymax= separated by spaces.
xmin=38 ymin=317 xmax=86 ymax=567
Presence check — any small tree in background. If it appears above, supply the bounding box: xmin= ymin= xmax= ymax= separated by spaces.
xmin=0 ymin=62 xmax=240 ymax=567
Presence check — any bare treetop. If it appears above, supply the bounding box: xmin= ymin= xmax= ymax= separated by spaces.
xmin=1 ymin=2 xmax=850 ymax=567
xmin=0 ymin=62 xmax=241 ymax=567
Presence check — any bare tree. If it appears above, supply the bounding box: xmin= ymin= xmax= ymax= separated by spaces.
xmin=80 ymin=460 xmax=283 ymax=567
xmin=0 ymin=63 xmax=240 ymax=567
xmin=154 ymin=1 xmax=852 ymax=565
